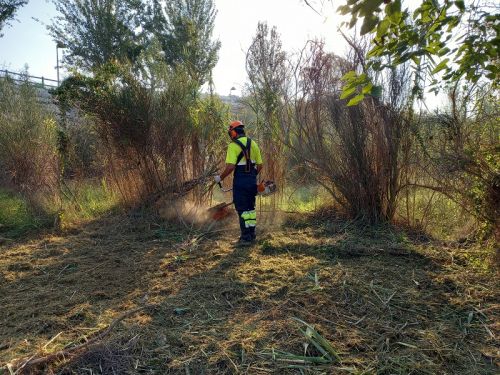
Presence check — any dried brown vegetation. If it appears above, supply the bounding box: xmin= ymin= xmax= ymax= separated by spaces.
xmin=0 ymin=77 xmax=60 ymax=209
xmin=55 ymin=65 xmax=227 ymax=207
xmin=1 ymin=213 xmax=497 ymax=374
xmin=258 ymin=39 xmax=413 ymax=223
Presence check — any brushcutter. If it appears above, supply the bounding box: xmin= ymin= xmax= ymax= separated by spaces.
xmin=213 ymin=180 xmax=277 ymax=195
xmin=207 ymin=182 xmax=233 ymax=221
xmin=257 ymin=180 xmax=277 ymax=197
xmin=207 ymin=180 xmax=278 ymax=221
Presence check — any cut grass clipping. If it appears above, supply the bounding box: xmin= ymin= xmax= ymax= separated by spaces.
xmin=264 ymin=317 xmax=341 ymax=368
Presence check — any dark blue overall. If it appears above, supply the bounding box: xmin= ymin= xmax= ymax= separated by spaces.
xmin=233 ymin=138 xmax=257 ymax=241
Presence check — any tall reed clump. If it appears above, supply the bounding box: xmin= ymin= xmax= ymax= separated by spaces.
xmin=0 ymin=75 xmax=60 ymax=212
xmin=279 ymin=40 xmax=412 ymax=223
xmin=54 ymin=62 xmax=228 ymax=207
xmin=409 ymin=85 xmax=499 ymax=258
xmin=243 ymin=31 xmax=414 ymax=223
xmin=245 ymin=22 xmax=290 ymax=205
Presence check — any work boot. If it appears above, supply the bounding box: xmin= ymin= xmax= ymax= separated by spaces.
xmin=249 ymin=227 xmax=256 ymax=241
xmin=234 ymin=238 xmax=254 ymax=247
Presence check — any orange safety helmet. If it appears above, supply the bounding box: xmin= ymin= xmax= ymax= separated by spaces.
xmin=228 ymin=120 xmax=244 ymax=139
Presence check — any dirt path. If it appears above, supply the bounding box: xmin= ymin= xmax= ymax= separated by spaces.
xmin=0 ymin=214 xmax=498 ymax=374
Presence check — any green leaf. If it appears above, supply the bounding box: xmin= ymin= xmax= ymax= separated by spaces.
xmin=342 ymin=71 xmax=357 ymax=81
xmin=376 ymin=18 xmax=391 ymax=38
xmin=338 ymin=5 xmax=351 ymax=15
xmin=340 ymin=86 xmax=357 ymax=99
xmin=371 ymin=60 xmax=382 ymax=71
xmin=347 ymin=94 xmax=365 ymax=106
xmin=357 ymin=73 xmax=368 ymax=81
xmin=386 ymin=0 xmax=402 ymax=24
xmin=446 ymin=15 xmax=460 ymax=31
xmin=438 ymin=47 xmax=450 ymax=57
xmin=361 ymin=82 xmax=374 ymax=94
xmin=485 ymin=65 xmax=498 ymax=73
xmin=367 ymin=44 xmax=384 ymax=58
xmin=361 ymin=15 xmax=379 ymax=35
xmin=432 ymin=58 xmax=449 ymax=74
xmin=358 ymin=0 xmax=385 ymax=16
xmin=454 ymin=0 xmax=465 ymax=12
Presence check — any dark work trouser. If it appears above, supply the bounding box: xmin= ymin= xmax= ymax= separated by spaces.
xmin=233 ymin=166 xmax=257 ymax=241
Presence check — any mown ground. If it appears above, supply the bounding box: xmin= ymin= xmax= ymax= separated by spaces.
xmin=0 ymin=210 xmax=498 ymax=374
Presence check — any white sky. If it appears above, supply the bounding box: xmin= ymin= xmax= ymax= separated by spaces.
xmin=0 ymin=0 xmax=347 ymax=95
xmin=0 ymin=0 xmax=443 ymax=107
xmin=212 ymin=0 xmax=347 ymax=96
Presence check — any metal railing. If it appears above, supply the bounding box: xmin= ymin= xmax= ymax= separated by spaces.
xmin=0 ymin=69 xmax=58 ymax=89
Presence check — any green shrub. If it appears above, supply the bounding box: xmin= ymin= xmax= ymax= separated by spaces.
xmin=0 ymin=189 xmax=51 ymax=238
xmin=0 ymin=75 xmax=59 ymax=201
xmin=61 ymin=179 xmax=119 ymax=224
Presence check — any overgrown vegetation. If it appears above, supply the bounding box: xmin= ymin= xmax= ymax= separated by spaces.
xmin=334 ymin=0 xmax=499 ymax=102
xmin=49 ymin=0 xmax=226 ymax=207
xmin=0 ymin=0 xmax=498 ymax=373
xmin=0 ymin=189 xmax=50 ymax=238
xmin=0 ymin=75 xmax=60 ymax=213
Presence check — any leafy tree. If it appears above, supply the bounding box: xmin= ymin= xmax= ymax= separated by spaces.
xmin=328 ymin=0 xmax=499 ymax=103
xmin=0 ymin=0 xmax=28 ymax=37
xmin=49 ymin=0 xmax=144 ymax=71
xmin=246 ymin=22 xmax=288 ymax=118
xmin=412 ymin=85 xmax=499 ymax=241
xmin=245 ymin=22 xmax=289 ymax=186
xmin=0 ymin=73 xmax=59 ymax=199
xmin=147 ymin=0 xmax=220 ymax=86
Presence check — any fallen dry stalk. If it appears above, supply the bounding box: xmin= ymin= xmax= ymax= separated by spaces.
xmin=146 ymin=167 xmax=218 ymax=207
xmin=6 ymin=304 xmax=158 ymax=374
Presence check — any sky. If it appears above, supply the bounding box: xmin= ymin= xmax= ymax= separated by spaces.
xmin=0 ymin=0 xmax=443 ymax=107
xmin=0 ymin=1 xmax=58 ymax=82
xmin=212 ymin=0 xmax=347 ymax=96
xmin=0 ymin=0 xmax=347 ymax=95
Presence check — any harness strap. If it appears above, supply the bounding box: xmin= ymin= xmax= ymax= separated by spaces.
xmin=233 ymin=137 xmax=252 ymax=173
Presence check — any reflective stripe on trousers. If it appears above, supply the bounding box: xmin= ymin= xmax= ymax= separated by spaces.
xmin=240 ymin=210 xmax=256 ymax=228
xmin=233 ymin=167 xmax=257 ymax=241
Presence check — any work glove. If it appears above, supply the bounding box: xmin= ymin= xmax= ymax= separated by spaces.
xmin=214 ymin=175 xmax=222 ymax=184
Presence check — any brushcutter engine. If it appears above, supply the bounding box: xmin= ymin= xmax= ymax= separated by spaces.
xmin=257 ymin=180 xmax=277 ymax=196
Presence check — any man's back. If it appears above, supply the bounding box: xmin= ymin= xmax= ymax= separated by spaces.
xmin=225 ymin=136 xmax=263 ymax=166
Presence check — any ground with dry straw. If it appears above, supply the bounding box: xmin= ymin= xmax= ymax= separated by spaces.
xmin=0 ymin=211 xmax=498 ymax=374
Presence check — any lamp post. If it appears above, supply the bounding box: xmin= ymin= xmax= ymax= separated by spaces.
xmin=229 ymin=86 xmax=236 ymax=116
xmin=56 ymin=41 xmax=66 ymax=86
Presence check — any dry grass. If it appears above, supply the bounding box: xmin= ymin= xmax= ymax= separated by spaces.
xmin=0 ymin=211 xmax=498 ymax=374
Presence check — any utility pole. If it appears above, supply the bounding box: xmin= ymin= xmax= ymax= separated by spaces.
xmin=56 ymin=41 xmax=66 ymax=86
xmin=229 ymin=86 xmax=236 ymax=117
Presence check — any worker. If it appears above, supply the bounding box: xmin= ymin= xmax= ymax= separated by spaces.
xmin=215 ymin=121 xmax=263 ymax=246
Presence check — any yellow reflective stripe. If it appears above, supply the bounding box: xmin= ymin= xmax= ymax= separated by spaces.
xmin=241 ymin=210 xmax=257 ymax=227
xmin=241 ymin=210 xmax=256 ymax=220
xmin=245 ymin=220 xmax=256 ymax=228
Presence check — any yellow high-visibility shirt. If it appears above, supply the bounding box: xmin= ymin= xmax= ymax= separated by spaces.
xmin=225 ymin=137 xmax=263 ymax=165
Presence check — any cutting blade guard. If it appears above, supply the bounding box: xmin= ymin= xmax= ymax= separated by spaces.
xmin=207 ymin=202 xmax=233 ymax=221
